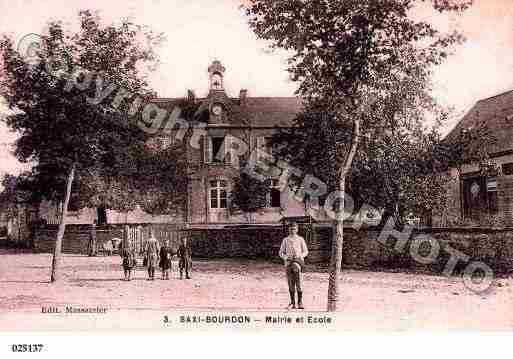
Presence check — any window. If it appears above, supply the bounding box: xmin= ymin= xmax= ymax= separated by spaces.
xmin=503 ymin=163 xmax=513 ymax=176
xmin=211 ymin=73 xmax=223 ymax=90
xmin=67 ymin=194 xmax=80 ymax=212
xmin=263 ymin=137 xmax=273 ymax=155
xmin=210 ymin=180 xmax=228 ymax=209
xmin=97 ymin=207 xmax=107 ymax=225
xmin=268 ymin=179 xmax=281 ymax=208
xmin=257 ymin=136 xmax=273 ymax=162
xmin=205 ymin=136 xmax=226 ymax=164
xmin=462 ymin=175 xmax=498 ymax=219
xmin=211 ymin=137 xmax=224 ymax=163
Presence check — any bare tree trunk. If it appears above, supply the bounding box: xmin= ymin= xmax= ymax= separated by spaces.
xmin=327 ymin=117 xmax=360 ymax=312
xmin=50 ymin=163 xmax=76 ymax=283
xmin=327 ymin=179 xmax=346 ymax=311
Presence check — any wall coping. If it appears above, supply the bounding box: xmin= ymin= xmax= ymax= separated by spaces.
xmin=35 ymin=224 xmax=513 ymax=235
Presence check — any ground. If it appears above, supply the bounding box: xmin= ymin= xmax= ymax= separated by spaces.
xmin=1 ymin=249 xmax=512 ymax=330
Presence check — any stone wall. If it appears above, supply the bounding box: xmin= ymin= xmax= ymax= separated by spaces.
xmin=341 ymin=227 xmax=513 ymax=274
xmin=33 ymin=223 xmax=513 ymax=274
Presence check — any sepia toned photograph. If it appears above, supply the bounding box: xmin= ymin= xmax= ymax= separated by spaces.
xmin=0 ymin=0 xmax=513 ymax=336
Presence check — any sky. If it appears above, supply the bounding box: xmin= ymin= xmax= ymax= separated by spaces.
xmin=0 ymin=0 xmax=512 ymax=176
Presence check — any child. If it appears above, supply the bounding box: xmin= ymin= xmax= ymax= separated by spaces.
xmin=159 ymin=239 xmax=174 ymax=280
xmin=120 ymin=225 xmax=136 ymax=281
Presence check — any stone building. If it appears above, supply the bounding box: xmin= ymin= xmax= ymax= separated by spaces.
xmin=39 ymin=60 xmax=321 ymax=227
xmin=155 ymin=60 xmax=312 ymax=228
xmin=436 ymin=90 xmax=513 ymax=226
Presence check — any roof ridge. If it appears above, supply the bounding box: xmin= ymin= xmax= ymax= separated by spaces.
xmin=245 ymin=96 xmax=300 ymax=98
xmin=152 ymin=96 xmax=301 ymax=101
xmin=476 ymin=89 xmax=513 ymax=103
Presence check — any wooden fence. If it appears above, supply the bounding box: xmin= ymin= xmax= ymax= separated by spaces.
xmin=33 ymin=223 xmax=183 ymax=255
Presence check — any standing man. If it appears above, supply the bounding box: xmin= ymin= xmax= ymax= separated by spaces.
xmin=177 ymin=236 xmax=192 ymax=280
xmin=88 ymin=220 xmax=97 ymax=257
xmin=279 ymin=222 xmax=308 ymax=310
xmin=144 ymin=228 xmax=160 ymax=280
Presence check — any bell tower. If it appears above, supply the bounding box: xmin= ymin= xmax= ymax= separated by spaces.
xmin=208 ymin=60 xmax=226 ymax=91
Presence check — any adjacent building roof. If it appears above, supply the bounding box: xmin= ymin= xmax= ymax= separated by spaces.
xmin=445 ymin=89 xmax=513 ymax=155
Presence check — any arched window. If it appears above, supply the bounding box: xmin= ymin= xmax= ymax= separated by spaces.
xmin=211 ymin=73 xmax=223 ymax=90
xmin=209 ymin=180 xmax=228 ymax=209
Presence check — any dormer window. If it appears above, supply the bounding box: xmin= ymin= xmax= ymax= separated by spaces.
xmin=205 ymin=135 xmax=227 ymax=164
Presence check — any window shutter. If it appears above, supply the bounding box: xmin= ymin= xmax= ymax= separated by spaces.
xmin=226 ymin=135 xmax=238 ymax=167
xmin=223 ymin=135 xmax=230 ymax=165
xmin=257 ymin=136 xmax=264 ymax=149
xmin=204 ymin=136 xmax=212 ymax=164
xmin=256 ymin=136 xmax=264 ymax=162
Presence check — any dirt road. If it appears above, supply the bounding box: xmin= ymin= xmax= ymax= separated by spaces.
xmin=1 ymin=252 xmax=512 ymax=329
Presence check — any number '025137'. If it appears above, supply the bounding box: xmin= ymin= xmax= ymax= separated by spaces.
xmin=11 ymin=344 xmax=44 ymax=352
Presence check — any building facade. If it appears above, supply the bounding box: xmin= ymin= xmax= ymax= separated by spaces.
xmin=163 ymin=60 xmax=310 ymax=227
xmin=39 ymin=60 xmax=321 ymax=227
xmin=436 ymin=90 xmax=513 ymax=227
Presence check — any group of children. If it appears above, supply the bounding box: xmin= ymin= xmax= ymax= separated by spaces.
xmin=117 ymin=222 xmax=309 ymax=310
xmin=119 ymin=226 xmax=192 ymax=281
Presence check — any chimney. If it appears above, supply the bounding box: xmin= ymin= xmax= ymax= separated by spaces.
xmin=187 ymin=89 xmax=195 ymax=102
xmin=239 ymin=89 xmax=248 ymax=106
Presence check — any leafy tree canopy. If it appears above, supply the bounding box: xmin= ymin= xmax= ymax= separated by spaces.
xmin=230 ymin=171 xmax=270 ymax=214
xmin=248 ymin=0 xmax=471 ymax=224
xmin=0 ymin=10 xmax=186 ymax=215
xmin=245 ymin=0 xmax=472 ymax=311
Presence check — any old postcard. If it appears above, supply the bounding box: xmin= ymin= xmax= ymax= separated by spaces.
xmin=1 ymin=0 xmax=513 ymax=340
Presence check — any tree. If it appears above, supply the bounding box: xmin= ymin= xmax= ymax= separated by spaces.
xmin=230 ymin=171 xmax=270 ymax=222
xmin=0 ymin=173 xmax=34 ymax=233
xmin=439 ymin=120 xmax=499 ymax=178
xmin=0 ymin=10 xmax=166 ymax=282
xmin=133 ymin=140 xmax=187 ymax=216
xmin=352 ymin=126 xmax=453 ymax=227
xmin=246 ymin=0 xmax=471 ymax=311
xmin=0 ymin=174 xmax=21 ymax=221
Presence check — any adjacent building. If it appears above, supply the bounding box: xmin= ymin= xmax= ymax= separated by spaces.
xmin=436 ymin=89 xmax=513 ymax=226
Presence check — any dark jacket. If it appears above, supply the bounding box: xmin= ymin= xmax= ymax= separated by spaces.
xmin=159 ymin=246 xmax=174 ymax=270
xmin=177 ymin=244 xmax=192 ymax=269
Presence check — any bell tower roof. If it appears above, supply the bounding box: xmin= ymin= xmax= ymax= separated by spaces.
xmin=208 ymin=60 xmax=226 ymax=76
